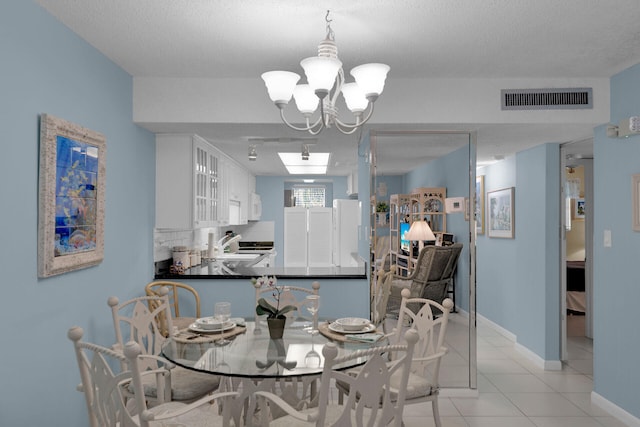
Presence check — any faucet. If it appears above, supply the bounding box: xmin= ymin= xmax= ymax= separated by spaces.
xmin=217 ymin=234 xmax=242 ymax=254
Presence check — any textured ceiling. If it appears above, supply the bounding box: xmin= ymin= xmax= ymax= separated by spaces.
xmin=36 ymin=0 xmax=640 ymax=174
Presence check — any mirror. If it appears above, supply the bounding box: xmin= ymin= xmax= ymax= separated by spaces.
xmin=369 ymin=129 xmax=477 ymax=390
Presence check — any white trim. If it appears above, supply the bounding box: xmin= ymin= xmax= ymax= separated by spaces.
xmin=478 ymin=313 xmax=562 ymax=370
xmin=477 ymin=313 xmax=516 ymax=342
xmin=592 ymin=391 xmax=640 ymax=427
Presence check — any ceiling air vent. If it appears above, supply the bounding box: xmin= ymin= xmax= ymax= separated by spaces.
xmin=501 ymin=88 xmax=592 ymax=110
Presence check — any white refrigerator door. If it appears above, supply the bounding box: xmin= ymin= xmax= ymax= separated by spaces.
xmin=283 ymin=207 xmax=308 ymax=267
xmin=308 ymin=207 xmax=333 ymax=267
xmin=333 ymin=200 xmax=360 ymax=267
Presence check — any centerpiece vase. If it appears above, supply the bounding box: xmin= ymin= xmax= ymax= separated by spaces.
xmin=267 ymin=316 xmax=286 ymax=339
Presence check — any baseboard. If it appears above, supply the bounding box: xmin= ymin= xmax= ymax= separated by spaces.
xmin=592 ymin=391 xmax=640 ymax=426
xmin=477 ymin=313 xmax=562 ymax=371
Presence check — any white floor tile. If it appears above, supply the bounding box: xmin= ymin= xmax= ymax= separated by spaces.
xmin=533 ymin=372 xmax=594 ymax=392
xmin=484 ymin=374 xmax=555 ymax=393
xmin=560 ymin=392 xmax=611 ymax=417
xmin=593 ymin=416 xmax=633 ymax=426
xmin=450 ymin=393 xmax=523 ymax=417
xmin=403 ymin=416 xmax=468 ymax=427
xmin=527 ymin=416 xmax=604 ymax=427
xmin=503 ymin=392 xmax=588 ymax=417
xmin=477 ymin=358 xmax=530 ymax=374
xmin=465 ymin=416 xmax=536 ymax=427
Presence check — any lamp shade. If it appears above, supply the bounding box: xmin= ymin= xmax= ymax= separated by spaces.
xmin=261 ymin=71 xmax=300 ymax=104
xmin=405 ymin=220 xmax=436 ymax=241
xmin=341 ymin=82 xmax=368 ymax=113
xmin=293 ymin=84 xmax=320 ymax=114
xmin=350 ymin=63 xmax=390 ymax=97
xmin=300 ymin=56 xmax=342 ymax=93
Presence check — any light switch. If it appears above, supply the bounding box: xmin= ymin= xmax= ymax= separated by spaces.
xmin=604 ymin=229 xmax=612 ymax=247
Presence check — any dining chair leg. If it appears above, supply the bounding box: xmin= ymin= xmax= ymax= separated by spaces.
xmin=432 ymin=399 xmax=442 ymax=427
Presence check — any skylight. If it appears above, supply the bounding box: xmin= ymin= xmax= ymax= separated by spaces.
xmin=278 ymin=152 xmax=330 ymax=175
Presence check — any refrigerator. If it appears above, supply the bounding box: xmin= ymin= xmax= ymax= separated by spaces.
xmin=332 ymin=199 xmax=361 ymax=267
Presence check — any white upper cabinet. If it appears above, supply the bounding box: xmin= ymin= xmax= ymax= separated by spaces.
xmin=156 ymin=134 xmax=253 ymax=229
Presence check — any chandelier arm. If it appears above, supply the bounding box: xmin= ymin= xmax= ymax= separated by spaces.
xmin=333 ymin=101 xmax=375 ymax=130
xmin=279 ymin=109 xmax=325 ymax=134
xmin=332 ymin=122 xmax=362 ymax=135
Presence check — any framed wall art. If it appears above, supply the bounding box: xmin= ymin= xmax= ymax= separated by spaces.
xmin=487 ymin=187 xmax=514 ymax=238
xmin=574 ymin=198 xmax=585 ymax=219
xmin=633 ymin=174 xmax=640 ymax=232
xmin=475 ymin=175 xmax=485 ymax=235
xmin=38 ymin=114 xmax=106 ymax=277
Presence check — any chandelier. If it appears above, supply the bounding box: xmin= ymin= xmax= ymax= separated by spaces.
xmin=261 ymin=11 xmax=390 ymax=135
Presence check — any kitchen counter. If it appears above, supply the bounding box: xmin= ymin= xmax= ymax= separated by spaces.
xmin=154 ymin=259 xmax=367 ymax=280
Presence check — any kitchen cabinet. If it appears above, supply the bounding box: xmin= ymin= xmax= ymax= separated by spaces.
xmin=283 ymin=207 xmax=333 ymax=267
xmin=156 ymin=134 xmax=229 ymax=229
xmin=227 ymin=161 xmax=249 ymax=225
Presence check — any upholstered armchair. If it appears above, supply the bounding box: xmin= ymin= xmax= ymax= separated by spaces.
xmin=387 ymin=243 xmax=463 ymax=315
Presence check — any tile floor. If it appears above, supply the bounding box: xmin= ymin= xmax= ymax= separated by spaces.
xmin=398 ymin=313 xmax=628 ymax=427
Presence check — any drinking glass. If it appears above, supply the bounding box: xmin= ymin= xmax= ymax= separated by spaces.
xmin=214 ymin=301 xmax=232 ymax=344
xmin=214 ymin=301 xmax=231 ymax=324
xmin=303 ymin=295 xmax=320 ymax=334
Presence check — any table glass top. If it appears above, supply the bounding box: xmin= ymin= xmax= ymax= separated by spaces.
xmin=161 ymin=319 xmax=379 ymax=378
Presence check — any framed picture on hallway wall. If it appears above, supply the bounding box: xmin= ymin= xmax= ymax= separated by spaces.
xmin=38 ymin=114 xmax=106 ymax=277
xmin=487 ymin=187 xmax=515 ymax=238
xmin=475 ymin=175 xmax=485 ymax=235
xmin=574 ymin=198 xmax=585 ymax=219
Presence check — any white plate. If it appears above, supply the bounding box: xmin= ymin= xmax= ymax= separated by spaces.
xmin=328 ymin=322 xmax=376 ymax=334
xmin=188 ymin=321 xmax=236 ymax=333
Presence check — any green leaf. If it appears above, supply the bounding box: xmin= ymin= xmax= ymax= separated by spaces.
xmin=278 ymin=305 xmax=296 ymax=315
xmin=256 ymin=298 xmax=277 ymax=316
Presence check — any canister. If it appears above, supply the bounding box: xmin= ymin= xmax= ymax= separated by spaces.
xmin=172 ymin=246 xmax=190 ymax=268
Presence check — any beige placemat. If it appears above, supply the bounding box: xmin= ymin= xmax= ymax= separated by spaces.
xmin=173 ymin=325 xmax=247 ymax=343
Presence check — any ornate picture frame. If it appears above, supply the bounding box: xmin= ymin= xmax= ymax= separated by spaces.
xmin=487 ymin=187 xmax=515 ymax=238
xmin=633 ymin=174 xmax=640 ymax=232
xmin=38 ymin=114 xmax=106 ymax=277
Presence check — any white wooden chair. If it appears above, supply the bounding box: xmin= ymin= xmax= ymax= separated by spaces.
xmin=338 ymin=289 xmax=453 ymax=427
xmin=68 ymin=326 xmax=239 ymax=427
xmin=372 ymin=264 xmax=396 ymax=332
xmin=389 ymin=289 xmax=454 ymax=427
xmin=145 ymin=280 xmax=202 ymax=334
xmin=108 ymin=287 xmax=220 ymax=403
xmin=254 ymin=281 xmax=320 ymax=323
xmin=252 ymin=328 xmax=419 ymax=427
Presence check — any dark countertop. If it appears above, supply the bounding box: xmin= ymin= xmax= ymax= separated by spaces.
xmin=154 ymin=259 xmax=367 ymax=280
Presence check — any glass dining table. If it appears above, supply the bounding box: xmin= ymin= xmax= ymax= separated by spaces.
xmin=160 ymin=318 xmax=384 ymax=426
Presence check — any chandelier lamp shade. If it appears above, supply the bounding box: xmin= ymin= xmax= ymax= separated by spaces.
xmin=261 ymin=11 xmax=390 ymax=135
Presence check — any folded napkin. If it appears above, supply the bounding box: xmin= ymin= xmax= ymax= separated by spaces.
xmin=344 ymin=332 xmax=384 ymax=343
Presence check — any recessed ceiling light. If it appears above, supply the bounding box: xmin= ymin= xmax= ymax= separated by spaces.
xmin=278 ymin=152 xmax=329 ymax=174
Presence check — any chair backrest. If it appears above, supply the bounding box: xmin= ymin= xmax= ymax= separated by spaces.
xmin=373 ymin=265 xmax=396 ymax=326
xmin=255 ymin=281 xmax=320 ymax=321
xmin=409 ymin=243 xmax=463 ymax=303
xmin=393 ymin=288 xmax=454 ymax=386
xmin=145 ymin=280 xmax=201 ymax=335
xmin=68 ymin=326 xmax=137 ymax=427
xmin=317 ymin=328 xmax=419 ymax=426
xmin=108 ymin=287 xmax=174 ymax=372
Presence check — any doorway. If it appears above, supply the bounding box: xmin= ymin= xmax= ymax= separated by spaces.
xmin=560 ymin=140 xmax=593 ymax=370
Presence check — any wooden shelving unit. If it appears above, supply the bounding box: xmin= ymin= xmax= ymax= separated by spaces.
xmin=389 ymin=187 xmax=447 ymax=276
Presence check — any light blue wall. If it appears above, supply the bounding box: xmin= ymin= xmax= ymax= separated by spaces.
xmin=373 ymin=175 xmax=404 ymax=237
xmin=404 ymin=145 xmax=472 ymax=311
xmin=0 ymin=1 xmax=156 ymax=426
xmin=593 ymin=63 xmax=640 ymax=418
xmin=515 ymin=144 xmax=560 ymax=360
xmin=476 ymin=157 xmax=519 ymax=328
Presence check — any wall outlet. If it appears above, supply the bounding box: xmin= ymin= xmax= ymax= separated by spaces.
xmin=604 ymin=229 xmax=612 ymax=247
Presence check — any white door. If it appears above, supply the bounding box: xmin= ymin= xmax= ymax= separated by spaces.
xmin=308 ymin=207 xmax=333 ymax=267
xmin=283 ymin=207 xmax=308 ymax=267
